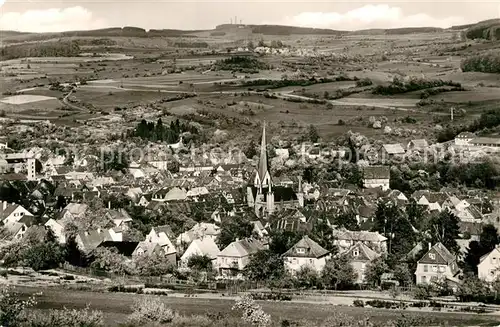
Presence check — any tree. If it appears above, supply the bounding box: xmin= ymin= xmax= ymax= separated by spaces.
xmin=321 ymin=256 xmax=356 ymax=290
xmin=244 ymin=139 xmax=257 ymax=159
xmin=373 ymin=201 xmax=415 ymax=261
xmin=244 ymin=250 xmax=284 ymax=282
xmin=64 ymin=235 xmax=88 ymax=267
xmin=268 ymin=230 xmax=303 ymax=255
xmin=294 ymin=266 xmax=320 ymax=289
xmin=217 ymin=215 xmax=254 ymax=249
xmin=393 ymin=263 xmax=413 ymax=286
xmin=247 ymin=41 xmax=255 ymax=50
xmin=135 ymin=252 xmax=174 ymax=276
xmin=90 ymin=247 xmax=132 ymax=275
xmin=364 ymin=257 xmax=388 ymax=287
xmin=187 ymin=254 xmax=213 ymax=271
xmin=307 ymin=124 xmax=319 ymax=143
xmin=462 ymin=224 xmax=499 ymax=275
xmin=428 ymin=209 xmax=460 ymax=255
xmin=310 ymin=218 xmax=337 ymax=253
xmin=333 ymin=211 xmax=359 ymax=231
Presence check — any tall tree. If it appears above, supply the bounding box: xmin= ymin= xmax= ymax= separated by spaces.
xmin=373 ymin=201 xmax=415 ymax=260
xmin=428 ymin=209 xmax=461 ymax=255
xmin=462 ymin=224 xmax=500 ymax=275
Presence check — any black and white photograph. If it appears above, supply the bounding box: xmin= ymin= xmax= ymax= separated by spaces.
xmin=1 ymin=0 xmax=500 ymax=326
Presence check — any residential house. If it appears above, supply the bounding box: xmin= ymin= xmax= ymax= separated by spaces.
xmin=1 ymin=215 xmax=36 ymax=241
xmin=138 ymin=194 xmax=152 ymax=207
xmin=454 ymin=132 xmax=475 ymax=146
xmin=45 ymin=218 xmax=68 ymax=244
xmin=407 ymin=139 xmax=429 ymax=150
xmin=145 ymin=225 xmax=177 ymax=255
xmin=332 ymin=229 xmax=387 ymax=254
xmin=415 ymin=242 xmax=459 ymax=285
xmin=106 ymin=209 xmax=133 ymax=229
xmin=283 ymin=235 xmax=331 ymax=273
xmin=176 ymin=223 xmax=220 ymax=247
xmin=343 ymin=242 xmax=382 ymax=284
xmin=362 ymin=166 xmax=390 ymax=191
xmin=0 ymin=201 xmax=32 ymax=225
xmin=382 ymin=143 xmax=406 ymax=158
xmin=132 ymin=241 xmax=177 ymax=266
xmin=470 ymin=137 xmax=500 ymax=149
xmin=478 ymin=246 xmax=500 ymax=282
xmin=217 ymin=238 xmax=264 ymax=278
xmin=152 ymin=187 xmax=187 ymax=202
xmin=61 ymin=203 xmax=88 ymax=220
xmin=180 ymin=237 xmax=220 ymax=268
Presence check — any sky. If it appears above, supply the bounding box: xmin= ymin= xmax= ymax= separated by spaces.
xmin=0 ymin=0 xmax=499 ymax=33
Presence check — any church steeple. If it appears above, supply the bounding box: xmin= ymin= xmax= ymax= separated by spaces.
xmin=256 ymin=121 xmax=271 ymax=189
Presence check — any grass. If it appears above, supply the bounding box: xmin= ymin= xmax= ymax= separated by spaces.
xmin=14 ymin=287 xmax=500 ymax=327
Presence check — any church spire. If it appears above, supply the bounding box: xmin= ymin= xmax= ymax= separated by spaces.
xmin=257 ymin=121 xmax=270 ymax=187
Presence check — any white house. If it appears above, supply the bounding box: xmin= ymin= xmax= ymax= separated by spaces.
xmin=478 ymin=246 xmax=500 ymax=282
xmin=0 ymin=202 xmax=32 ymax=225
xmin=454 ymin=132 xmax=475 ymax=146
xmin=217 ymin=238 xmax=264 ymax=278
xmin=146 ymin=225 xmax=177 ymax=255
xmin=180 ymin=237 xmax=220 ymax=268
xmin=44 ymin=218 xmax=67 ymax=244
xmin=415 ymin=242 xmax=459 ymax=285
xmin=362 ymin=166 xmax=390 ymax=191
xmin=283 ymin=235 xmax=331 ymax=273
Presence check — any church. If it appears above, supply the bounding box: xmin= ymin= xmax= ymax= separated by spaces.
xmin=246 ymin=123 xmax=304 ymax=218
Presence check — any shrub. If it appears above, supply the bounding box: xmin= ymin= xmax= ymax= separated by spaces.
xmin=232 ymin=295 xmax=271 ymax=327
xmin=127 ymin=296 xmax=174 ymax=325
xmin=353 ymin=299 xmax=365 ymax=307
xmin=355 ymin=78 xmax=373 ymax=87
xmin=461 ymin=52 xmax=500 ymax=73
xmin=413 ymin=284 xmax=433 ymax=300
xmin=24 ymin=306 xmax=104 ymax=327
xmin=0 ymin=287 xmax=37 ymax=326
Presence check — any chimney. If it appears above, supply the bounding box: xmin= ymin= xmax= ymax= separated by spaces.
xmin=428 ymin=242 xmax=432 ymax=251
xmin=2 ymin=201 xmax=6 ymax=211
xmin=108 ymin=201 xmax=111 ymax=209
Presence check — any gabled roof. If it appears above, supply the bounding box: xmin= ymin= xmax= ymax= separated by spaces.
xmin=408 ymin=139 xmax=428 ymax=148
xmin=418 ymin=242 xmax=456 ymax=266
xmin=187 ymin=237 xmax=220 ymax=259
xmin=283 ymin=235 xmax=330 ymax=258
xmin=64 ymin=203 xmax=88 ymax=216
xmin=332 ymin=229 xmax=387 ymax=243
xmin=133 ymin=241 xmax=162 ymax=256
xmin=383 ymin=143 xmax=405 ymax=155
xmin=343 ymin=241 xmax=381 ymax=262
xmin=456 ymin=132 xmax=475 ymax=139
xmin=479 ymin=246 xmax=500 ymax=264
xmin=154 ymin=225 xmax=174 ymax=238
xmin=219 ymin=238 xmax=264 ymax=257
xmin=363 ymin=166 xmax=390 ymax=180
xmin=256 ymin=123 xmax=270 ymax=185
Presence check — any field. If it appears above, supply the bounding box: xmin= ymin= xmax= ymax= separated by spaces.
xmin=0 ymin=23 xmax=499 ymax=141
xmin=13 ymin=287 xmax=500 ymax=327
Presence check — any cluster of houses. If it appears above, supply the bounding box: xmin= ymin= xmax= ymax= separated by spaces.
xmin=1 ymin=126 xmax=500 ymax=285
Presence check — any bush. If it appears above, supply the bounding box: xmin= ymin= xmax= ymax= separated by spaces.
xmin=461 ymin=52 xmax=500 ymax=73
xmin=372 ymin=77 xmax=462 ymax=95
xmin=353 ymin=299 xmax=364 ymax=307
xmin=355 ymin=78 xmax=373 ymax=87
xmin=250 ymin=292 xmax=292 ymax=301
xmin=413 ymin=284 xmax=433 ymax=300
xmin=127 ymin=296 xmax=175 ymax=325
xmin=24 ymin=306 xmax=104 ymax=327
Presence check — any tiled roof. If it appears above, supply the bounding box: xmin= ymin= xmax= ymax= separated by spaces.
xmin=344 ymin=241 xmax=381 ymax=262
xmin=363 ymin=166 xmax=390 ymax=180
xmin=283 ymin=235 xmax=329 ymax=258
xmin=383 ymin=143 xmax=405 ymax=155
xmin=332 ymin=229 xmax=387 ymax=242
xmin=219 ymin=238 xmax=264 ymax=257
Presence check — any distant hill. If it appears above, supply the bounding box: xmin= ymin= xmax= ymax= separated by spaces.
xmin=0 ymin=27 xmax=204 ymax=43
xmin=350 ymin=27 xmax=443 ymax=35
xmin=465 ymin=19 xmax=500 ymax=40
xmin=216 ymin=24 xmax=345 ymax=36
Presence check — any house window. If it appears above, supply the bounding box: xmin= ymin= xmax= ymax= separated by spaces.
xmin=292 ymin=258 xmax=297 ymax=263
xmin=424 ymin=265 xmax=428 ymax=272
xmin=439 ymin=266 xmax=445 ymax=273
xmin=432 ymin=266 xmax=438 ymax=272
xmin=493 ymin=257 xmax=497 ymax=264
xmin=429 ymin=253 xmax=435 ymax=260
xmin=309 ymin=259 xmax=314 ymax=264
xmin=422 ymin=276 xmax=427 ymax=284
xmin=296 ymin=248 xmax=306 ymax=254
xmin=353 ymin=250 xmax=359 ymax=257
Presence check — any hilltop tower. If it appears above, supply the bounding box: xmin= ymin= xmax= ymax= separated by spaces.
xmin=254 ymin=122 xmax=272 ymax=191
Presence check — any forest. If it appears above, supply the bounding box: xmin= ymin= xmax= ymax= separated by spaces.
xmin=0 ymin=41 xmax=80 ymax=60
xmin=131 ymin=118 xmax=199 ymax=143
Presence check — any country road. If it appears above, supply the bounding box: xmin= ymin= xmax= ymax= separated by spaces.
xmin=12 ymin=286 xmax=500 ymax=327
